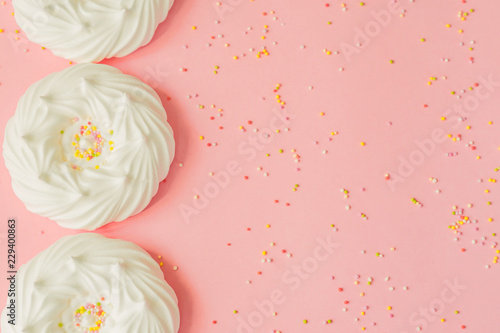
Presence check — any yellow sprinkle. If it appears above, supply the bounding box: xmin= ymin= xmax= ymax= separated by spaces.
xmin=95 ymin=165 xmax=99 ymax=169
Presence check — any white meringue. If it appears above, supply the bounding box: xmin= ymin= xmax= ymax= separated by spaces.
xmin=1 ymin=233 xmax=180 ymax=333
xmin=3 ymin=64 xmax=175 ymax=230
xmin=12 ymin=0 xmax=174 ymax=63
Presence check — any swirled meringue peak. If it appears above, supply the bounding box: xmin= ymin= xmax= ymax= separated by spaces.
xmin=12 ymin=0 xmax=174 ymax=63
xmin=3 ymin=64 xmax=175 ymax=230
xmin=1 ymin=233 xmax=180 ymax=333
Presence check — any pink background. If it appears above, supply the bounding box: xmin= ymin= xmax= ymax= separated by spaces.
xmin=1 ymin=0 xmax=499 ymax=332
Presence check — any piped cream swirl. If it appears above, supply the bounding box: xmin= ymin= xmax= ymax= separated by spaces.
xmin=1 ymin=233 xmax=180 ymax=333
xmin=3 ymin=64 xmax=175 ymax=230
xmin=12 ymin=0 xmax=174 ymax=63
